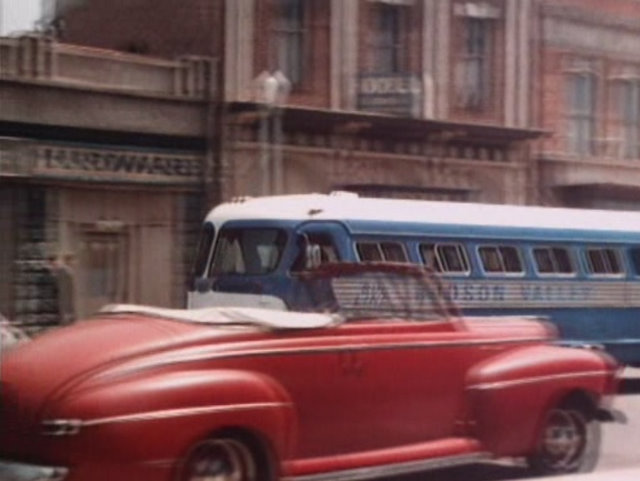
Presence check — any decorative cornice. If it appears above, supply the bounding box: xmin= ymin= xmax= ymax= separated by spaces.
xmin=543 ymin=15 xmax=640 ymax=59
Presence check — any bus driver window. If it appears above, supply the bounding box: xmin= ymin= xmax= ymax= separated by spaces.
xmin=291 ymin=234 xmax=339 ymax=271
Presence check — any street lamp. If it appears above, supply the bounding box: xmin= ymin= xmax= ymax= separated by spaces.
xmin=254 ymin=70 xmax=291 ymax=195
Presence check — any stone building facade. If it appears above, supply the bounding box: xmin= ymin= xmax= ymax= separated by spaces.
xmin=53 ymin=0 xmax=542 ymax=202
xmin=4 ymin=0 xmax=640 ymax=327
xmin=0 ymin=37 xmax=215 ymax=327
xmin=51 ymin=0 xmax=640 ymax=211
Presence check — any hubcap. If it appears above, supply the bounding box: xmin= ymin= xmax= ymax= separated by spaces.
xmin=539 ymin=409 xmax=587 ymax=471
xmin=182 ymin=439 xmax=256 ymax=481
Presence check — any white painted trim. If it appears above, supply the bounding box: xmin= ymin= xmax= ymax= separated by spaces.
xmin=224 ymin=0 xmax=255 ymax=101
xmin=435 ymin=0 xmax=450 ymax=118
xmin=505 ymin=0 xmax=517 ymax=127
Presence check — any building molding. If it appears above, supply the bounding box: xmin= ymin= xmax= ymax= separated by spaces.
xmin=434 ymin=0 xmax=451 ymax=118
xmin=542 ymin=4 xmax=640 ymax=33
xmin=543 ymin=16 xmax=640 ymax=59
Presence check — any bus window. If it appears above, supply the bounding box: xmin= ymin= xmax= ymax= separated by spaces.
xmin=631 ymin=247 xmax=640 ymax=275
xmin=210 ymin=228 xmax=287 ymax=275
xmin=356 ymin=242 xmax=383 ymax=261
xmin=420 ymin=244 xmax=438 ymax=271
xmin=533 ymin=246 xmax=575 ymax=275
xmin=420 ymin=243 xmax=469 ymax=275
xmin=291 ymin=233 xmax=340 ymax=272
xmin=356 ymin=241 xmax=407 ymax=262
xmin=191 ymin=223 xmax=215 ymax=277
xmin=380 ymin=242 xmax=407 ymax=262
xmin=478 ymin=245 xmax=523 ymax=274
xmin=585 ymin=247 xmax=624 ymax=275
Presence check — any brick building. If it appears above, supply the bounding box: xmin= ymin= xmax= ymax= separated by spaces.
xmin=49 ymin=0 xmax=640 ymax=210
xmin=534 ymin=0 xmax=640 ymax=209
xmin=3 ymin=0 xmax=640 ymax=327
xmin=51 ymin=0 xmax=543 ymax=204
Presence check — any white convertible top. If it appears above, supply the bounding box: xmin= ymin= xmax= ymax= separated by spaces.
xmin=99 ymin=304 xmax=340 ymax=329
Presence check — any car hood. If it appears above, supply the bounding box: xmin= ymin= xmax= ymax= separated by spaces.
xmin=1 ymin=314 xmax=259 ymax=418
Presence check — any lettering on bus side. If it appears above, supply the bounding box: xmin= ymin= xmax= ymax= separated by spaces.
xmin=441 ymin=281 xmax=597 ymax=306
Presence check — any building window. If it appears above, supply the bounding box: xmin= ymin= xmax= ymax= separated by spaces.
xmin=272 ymin=0 xmax=307 ymax=86
xmin=370 ymin=3 xmax=408 ymax=73
xmin=455 ymin=17 xmax=493 ymax=111
xmin=567 ymin=73 xmax=597 ymax=156
xmin=619 ymin=81 xmax=640 ymax=159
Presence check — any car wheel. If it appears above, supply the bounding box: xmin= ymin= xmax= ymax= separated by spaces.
xmin=178 ymin=438 xmax=259 ymax=481
xmin=527 ymin=406 xmax=601 ymax=475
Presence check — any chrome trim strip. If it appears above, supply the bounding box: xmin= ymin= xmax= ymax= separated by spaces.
xmin=227 ymin=337 xmax=548 ymax=358
xmin=285 ymin=452 xmax=490 ymax=481
xmin=108 ymin=336 xmax=549 ymax=381
xmin=81 ymin=401 xmax=290 ymax=427
xmin=41 ymin=419 xmax=82 ymax=437
xmin=468 ymin=370 xmax=608 ymax=391
xmin=140 ymin=458 xmax=176 ymax=469
xmin=0 ymin=460 xmax=68 ymax=481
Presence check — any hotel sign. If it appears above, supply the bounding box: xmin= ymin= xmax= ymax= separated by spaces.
xmin=357 ymin=74 xmax=422 ymax=117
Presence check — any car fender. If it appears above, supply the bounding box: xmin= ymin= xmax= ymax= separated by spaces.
xmin=42 ymin=369 xmax=296 ymax=465
xmin=464 ymin=344 xmax=616 ymax=457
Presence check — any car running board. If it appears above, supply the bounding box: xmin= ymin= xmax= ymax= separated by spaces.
xmin=283 ymin=437 xmax=489 ymax=481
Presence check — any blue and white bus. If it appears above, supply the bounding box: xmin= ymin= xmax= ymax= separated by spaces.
xmin=188 ymin=192 xmax=640 ymax=365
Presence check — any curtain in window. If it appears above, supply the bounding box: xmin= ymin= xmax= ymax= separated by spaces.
xmin=455 ymin=18 xmax=491 ymax=110
xmin=620 ymin=82 xmax=640 ymax=159
xmin=273 ymin=0 xmax=305 ymax=85
xmin=370 ymin=4 xmax=406 ymax=73
xmin=567 ymin=73 xmax=596 ymax=156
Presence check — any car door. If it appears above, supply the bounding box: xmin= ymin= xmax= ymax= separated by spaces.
xmin=331 ymin=318 xmax=477 ymax=452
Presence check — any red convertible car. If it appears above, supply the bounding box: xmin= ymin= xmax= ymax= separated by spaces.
xmin=0 ymin=263 xmax=622 ymax=481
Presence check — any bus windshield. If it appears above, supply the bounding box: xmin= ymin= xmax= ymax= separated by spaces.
xmin=210 ymin=227 xmax=287 ymax=275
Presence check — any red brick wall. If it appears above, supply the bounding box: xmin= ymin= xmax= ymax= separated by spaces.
xmin=537 ymin=0 xmax=640 ymax=156
xmin=60 ymin=0 xmax=223 ymax=58
xmin=539 ymin=49 xmax=567 ymax=154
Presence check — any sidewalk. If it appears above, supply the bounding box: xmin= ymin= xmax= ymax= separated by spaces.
xmin=528 ymin=468 xmax=640 ymax=481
